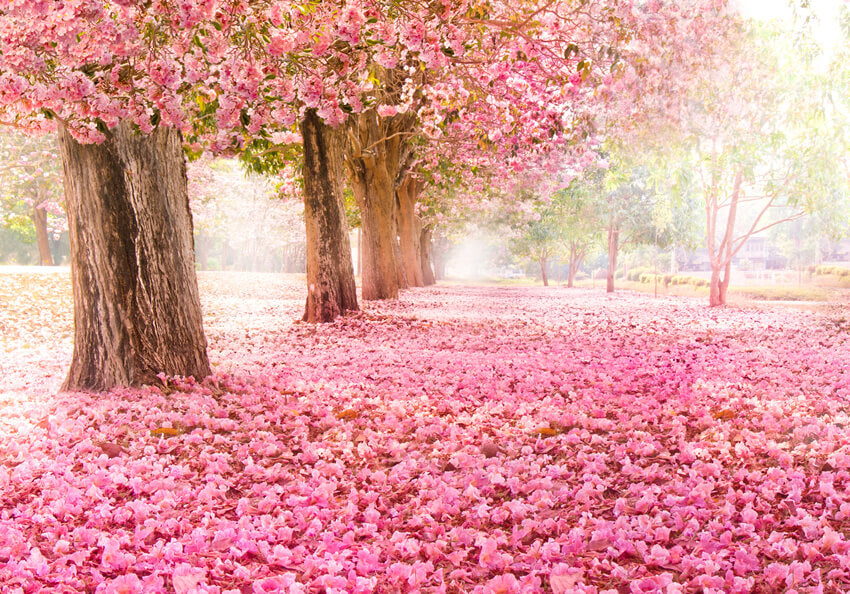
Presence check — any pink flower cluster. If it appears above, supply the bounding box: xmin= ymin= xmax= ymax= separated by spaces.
xmin=3 ymin=271 xmax=850 ymax=592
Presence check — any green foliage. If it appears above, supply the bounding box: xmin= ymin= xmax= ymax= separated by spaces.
xmin=626 ymin=266 xmax=651 ymax=281
xmin=814 ymin=265 xmax=850 ymax=277
xmin=638 ymin=273 xmax=709 ymax=288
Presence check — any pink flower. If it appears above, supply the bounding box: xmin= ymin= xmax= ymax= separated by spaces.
xmin=376 ymin=105 xmax=398 ymax=118
xmin=103 ymin=574 xmax=142 ymax=594
xmin=172 ymin=563 xmax=207 ymax=594
xmin=484 ymin=573 xmax=520 ymax=594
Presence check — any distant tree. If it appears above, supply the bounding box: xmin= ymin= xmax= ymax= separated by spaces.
xmin=600 ymin=155 xmax=660 ymax=293
xmin=510 ymin=203 xmax=565 ymax=287
xmin=552 ymin=169 xmax=605 ymax=287
xmin=188 ymin=157 xmax=305 ymax=273
xmin=0 ymin=131 xmax=65 ymax=265
xmin=669 ymin=20 xmax=850 ymax=305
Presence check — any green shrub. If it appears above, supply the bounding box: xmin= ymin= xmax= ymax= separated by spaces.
xmin=627 ymin=267 xmax=651 ymax=282
xmin=814 ymin=265 xmax=850 ymax=276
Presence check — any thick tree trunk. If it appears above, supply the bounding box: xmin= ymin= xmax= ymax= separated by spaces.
xmin=31 ymin=204 xmax=53 ymax=266
xmin=345 ymin=106 xmax=414 ymax=301
xmin=420 ymin=226 xmax=436 ymax=286
xmin=300 ymin=109 xmax=359 ymax=323
xmin=349 ymin=163 xmax=400 ymax=300
xmin=58 ymin=122 xmax=210 ymax=392
xmin=607 ymin=223 xmax=619 ymax=294
xmin=396 ymin=175 xmax=424 ymax=287
xmin=540 ymin=259 xmax=549 ymax=287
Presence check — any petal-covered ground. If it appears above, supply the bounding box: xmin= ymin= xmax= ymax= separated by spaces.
xmin=3 ymin=270 xmax=850 ymax=593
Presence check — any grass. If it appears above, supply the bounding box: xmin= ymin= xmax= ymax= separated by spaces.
xmin=573 ymin=278 xmax=834 ymax=302
xmin=731 ymin=285 xmax=832 ymax=302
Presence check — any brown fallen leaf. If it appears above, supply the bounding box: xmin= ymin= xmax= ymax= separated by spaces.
xmin=336 ymin=409 xmax=358 ymax=421
xmin=99 ymin=443 xmax=124 ymax=458
xmin=480 ymin=441 xmax=500 ymax=458
xmin=530 ymin=426 xmax=559 ymax=437
xmin=586 ymin=538 xmax=610 ymax=551
xmin=713 ymin=409 xmax=735 ymax=421
xmin=150 ymin=427 xmax=181 ymax=438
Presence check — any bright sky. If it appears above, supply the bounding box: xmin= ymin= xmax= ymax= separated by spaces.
xmin=735 ymin=0 xmax=843 ymax=51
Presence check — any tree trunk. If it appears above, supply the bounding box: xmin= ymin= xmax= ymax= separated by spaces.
xmin=356 ymin=227 xmax=362 ymax=277
xmin=396 ymin=174 xmax=424 ymax=287
xmin=607 ymin=222 xmax=619 ymax=294
xmin=58 ymin=122 xmax=210 ymax=392
xmin=300 ymin=109 xmax=359 ymax=323
xmin=709 ymin=261 xmax=732 ymax=306
xmin=345 ymin=106 xmax=414 ymax=301
xmin=394 ymin=232 xmax=409 ymax=290
xmin=540 ymin=258 xmax=549 ymax=287
xmin=567 ymin=244 xmax=584 ymax=288
xmin=195 ymin=231 xmax=209 ymax=270
xmin=707 ymin=171 xmax=742 ymax=308
xmin=420 ymin=226 xmax=436 ymax=286
xmin=709 ymin=267 xmax=723 ymax=306
xmin=349 ymin=159 xmax=400 ymax=300
xmin=31 ymin=203 xmax=53 ymax=266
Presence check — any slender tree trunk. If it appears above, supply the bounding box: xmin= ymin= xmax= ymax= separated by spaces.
xmin=707 ymin=171 xmax=742 ymax=307
xmin=394 ymin=231 xmax=409 ymax=290
xmin=300 ymin=109 xmax=359 ymax=323
xmin=31 ymin=204 xmax=53 ymax=266
xmin=709 ymin=261 xmax=733 ymax=306
xmin=420 ymin=226 xmax=436 ymax=286
xmin=567 ymin=245 xmax=584 ymax=288
xmin=607 ymin=222 xmax=619 ymax=294
xmin=396 ymin=175 xmax=424 ymax=286
xmin=436 ymin=258 xmax=447 ymax=280
xmin=195 ymin=231 xmax=210 ymax=270
xmin=58 ymin=122 xmax=210 ymax=392
xmin=540 ymin=258 xmax=549 ymax=287
xmin=356 ymin=227 xmax=362 ymax=277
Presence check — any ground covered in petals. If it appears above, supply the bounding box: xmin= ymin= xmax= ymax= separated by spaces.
xmin=3 ymin=270 xmax=850 ymax=593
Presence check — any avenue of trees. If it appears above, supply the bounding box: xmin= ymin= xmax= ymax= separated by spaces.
xmin=0 ymin=1 xmax=846 ymax=391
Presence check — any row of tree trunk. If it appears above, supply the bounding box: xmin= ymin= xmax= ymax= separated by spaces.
xmin=58 ymin=112 xmax=440 ymax=391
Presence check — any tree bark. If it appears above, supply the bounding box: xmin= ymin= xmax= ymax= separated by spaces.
xmin=707 ymin=171 xmax=742 ymax=307
xmin=58 ymin=122 xmax=210 ymax=392
xmin=540 ymin=259 xmax=549 ymax=287
xmin=394 ymin=231 xmax=408 ymax=290
xmin=567 ymin=244 xmax=584 ymax=288
xmin=195 ymin=231 xmax=210 ymax=270
xmin=31 ymin=203 xmax=53 ymax=266
xmin=348 ymin=157 xmax=400 ymax=300
xmin=420 ymin=226 xmax=436 ymax=286
xmin=396 ymin=174 xmax=424 ymax=287
xmin=432 ymin=234 xmax=449 ymax=281
xmin=607 ymin=221 xmax=619 ymax=294
xmin=345 ymin=105 xmax=414 ymax=301
xmin=300 ymin=109 xmax=359 ymax=322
